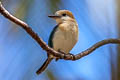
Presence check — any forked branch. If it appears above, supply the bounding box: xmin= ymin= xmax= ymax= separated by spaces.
xmin=0 ymin=2 xmax=120 ymax=61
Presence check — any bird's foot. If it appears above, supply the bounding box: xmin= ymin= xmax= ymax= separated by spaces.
xmin=55 ymin=49 xmax=65 ymax=61
xmin=68 ymin=53 xmax=75 ymax=61
xmin=58 ymin=49 xmax=75 ymax=61
xmin=58 ymin=49 xmax=66 ymax=54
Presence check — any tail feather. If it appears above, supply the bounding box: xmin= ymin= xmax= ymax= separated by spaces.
xmin=36 ymin=57 xmax=53 ymax=74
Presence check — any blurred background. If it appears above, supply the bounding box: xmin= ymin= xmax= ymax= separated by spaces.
xmin=0 ymin=0 xmax=120 ymax=80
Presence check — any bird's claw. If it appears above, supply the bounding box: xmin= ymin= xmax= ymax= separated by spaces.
xmin=58 ymin=49 xmax=66 ymax=54
xmin=68 ymin=53 xmax=75 ymax=61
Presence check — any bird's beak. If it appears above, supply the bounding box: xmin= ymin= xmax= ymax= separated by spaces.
xmin=48 ymin=15 xmax=61 ymax=19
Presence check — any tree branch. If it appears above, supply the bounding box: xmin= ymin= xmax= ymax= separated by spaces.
xmin=0 ymin=2 xmax=120 ymax=61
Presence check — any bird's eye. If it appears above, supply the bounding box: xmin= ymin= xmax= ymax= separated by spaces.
xmin=62 ymin=13 xmax=67 ymax=16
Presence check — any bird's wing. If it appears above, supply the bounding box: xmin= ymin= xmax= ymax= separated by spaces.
xmin=48 ymin=25 xmax=58 ymax=48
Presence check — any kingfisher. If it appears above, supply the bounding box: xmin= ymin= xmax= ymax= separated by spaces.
xmin=36 ymin=10 xmax=79 ymax=74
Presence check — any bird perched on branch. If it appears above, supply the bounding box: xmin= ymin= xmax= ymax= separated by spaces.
xmin=36 ymin=10 xmax=79 ymax=74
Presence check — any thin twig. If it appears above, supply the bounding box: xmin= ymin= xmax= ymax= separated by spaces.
xmin=0 ymin=2 xmax=120 ymax=61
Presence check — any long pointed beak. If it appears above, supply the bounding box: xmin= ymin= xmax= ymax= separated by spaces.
xmin=48 ymin=15 xmax=61 ymax=18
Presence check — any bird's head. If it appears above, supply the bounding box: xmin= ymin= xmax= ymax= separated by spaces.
xmin=48 ymin=10 xmax=75 ymax=24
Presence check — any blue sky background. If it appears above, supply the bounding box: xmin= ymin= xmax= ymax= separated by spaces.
xmin=0 ymin=0 xmax=119 ymax=80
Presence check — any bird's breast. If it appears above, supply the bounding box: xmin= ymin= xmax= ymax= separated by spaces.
xmin=52 ymin=23 xmax=78 ymax=53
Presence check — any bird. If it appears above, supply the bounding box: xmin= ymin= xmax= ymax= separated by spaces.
xmin=36 ymin=10 xmax=79 ymax=74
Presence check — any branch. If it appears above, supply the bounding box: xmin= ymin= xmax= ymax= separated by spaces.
xmin=0 ymin=2 xmax=120 ymax=61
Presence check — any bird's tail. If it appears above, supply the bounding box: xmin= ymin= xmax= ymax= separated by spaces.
xmin=36 ymin=57 xmax=53 ymax=75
